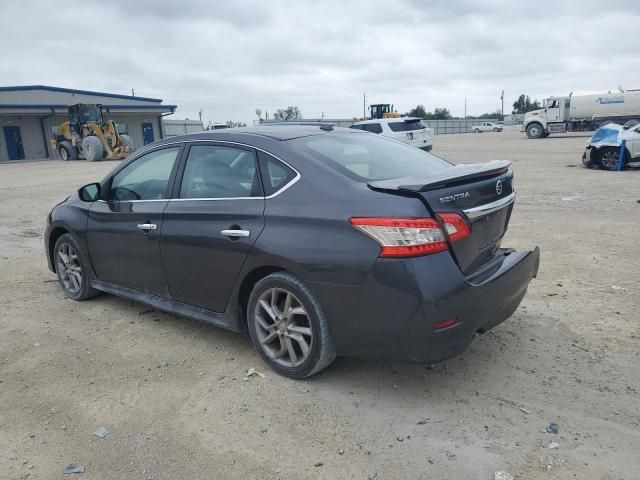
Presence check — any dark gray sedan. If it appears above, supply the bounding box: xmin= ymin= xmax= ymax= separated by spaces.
xmin=45 ymin=125 xmax=539 ymax=378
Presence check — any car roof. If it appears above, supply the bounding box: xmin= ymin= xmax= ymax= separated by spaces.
xmin=352 ymin=117 xmax=422 ymax=125
xmin=156 ymin=125 xmax=362 ymax=144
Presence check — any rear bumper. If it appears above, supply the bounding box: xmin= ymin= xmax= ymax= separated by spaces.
xmin=310 ymin=247 xmax=539 ymax=363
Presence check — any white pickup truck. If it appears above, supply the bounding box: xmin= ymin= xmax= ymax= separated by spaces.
xmin=471 ymin=121 xmax=503 ymax=133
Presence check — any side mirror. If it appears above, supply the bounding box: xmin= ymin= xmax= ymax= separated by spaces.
xmin=78 ymin=182 xmax=101 ymax=202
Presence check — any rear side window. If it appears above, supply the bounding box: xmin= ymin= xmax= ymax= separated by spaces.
xmin=258 ymin=152 xmax=297 ymax=196
xmin=291 ymin=133 xmax=450 ymax=181
xmin=179 ymin=145 xmax=260 ymax=198
xmin=387 ymin=120 xmax=425 ymax=132
xmin=362 ymin=123 xmax=382 ymax=134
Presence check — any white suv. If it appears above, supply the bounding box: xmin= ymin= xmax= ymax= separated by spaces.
xmin=350 ymin=117 xmax=433 ymax=151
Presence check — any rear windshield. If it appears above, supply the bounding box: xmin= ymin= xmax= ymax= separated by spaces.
xmin=387 ymin=120 xmax=426 ymax=132
xmin=290 ymin=133 xmax=450 ymax=181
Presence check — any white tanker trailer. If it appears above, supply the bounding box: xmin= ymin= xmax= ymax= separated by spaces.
xmin=522 ymin=90 xmax=640 ymax=138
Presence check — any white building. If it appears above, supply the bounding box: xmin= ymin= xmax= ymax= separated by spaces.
xmin=162 ymin=119 xmax=204 ymax=137
xmin=0 ymin=85 xmax=176 ymax=162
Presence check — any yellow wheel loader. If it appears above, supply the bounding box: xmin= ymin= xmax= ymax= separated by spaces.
xmin=51 ymin=104 xmax=135 ymax=161
xmin=369 ymin=104 xmax=400 ymax=119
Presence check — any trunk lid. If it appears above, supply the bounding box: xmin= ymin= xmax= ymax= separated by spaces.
xmin=368 ymin=160 xmax=515 ymax=273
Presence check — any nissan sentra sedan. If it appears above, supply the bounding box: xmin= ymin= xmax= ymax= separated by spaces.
xmin=45 ymin=124 xmax=539 ymax=378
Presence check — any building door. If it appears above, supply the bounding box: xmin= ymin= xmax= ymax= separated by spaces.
xmin=142 ymin=122 xmax=155 ymax=145
xmin=3 ymin=126 xmax=25 ymax=160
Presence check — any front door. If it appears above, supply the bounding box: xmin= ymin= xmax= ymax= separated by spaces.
xmin=86 ymin=146 xmax=183 ymax=295
xmin=547 ymin=99 xmax=560 ymax=122
xmin=161 ymin=143 xmax=265 ymax=312
xmin=3 ymin=126 xmax=25 ymax=160
xmin=142 ymin=122 xmax=154 ymax=145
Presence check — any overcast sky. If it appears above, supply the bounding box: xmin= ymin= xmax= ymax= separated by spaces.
xmin=1 ymin=1 xmax=639 ymax=124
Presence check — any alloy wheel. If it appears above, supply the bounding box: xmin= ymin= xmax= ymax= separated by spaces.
xmin=600 ymin=149 xmax=619 ymax=170
xmin=254 ymin=288 xmax=313 ymax=367
xmin=56 ymin=242 xmax=82 ymax=295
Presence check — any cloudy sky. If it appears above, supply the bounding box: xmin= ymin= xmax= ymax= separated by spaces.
xmin=1 ymin=1 xmax=639 ymax=124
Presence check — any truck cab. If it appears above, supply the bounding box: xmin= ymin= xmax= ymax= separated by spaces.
xmin=523 ymin=96 xmax=571 ymax=138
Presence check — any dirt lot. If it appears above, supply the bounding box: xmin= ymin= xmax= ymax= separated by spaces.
xmin=1 ymin=131 xmax=638 ymax=480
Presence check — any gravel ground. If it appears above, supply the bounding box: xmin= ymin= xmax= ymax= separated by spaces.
xmin=0 ymin=131 xmax=638 ymax=480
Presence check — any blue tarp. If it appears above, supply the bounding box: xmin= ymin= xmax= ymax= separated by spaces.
xmin=590 ymin=127 xmax=620 ymax=144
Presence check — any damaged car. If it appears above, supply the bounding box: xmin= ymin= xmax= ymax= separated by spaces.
xmin=582 ymin=122 xmax=640 ymax=170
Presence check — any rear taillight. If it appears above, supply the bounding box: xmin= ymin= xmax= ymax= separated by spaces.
xmin=349 ymin=214 xmax=469 ymax=258
xmin=436 ymin=213 xmax=471 ymax=242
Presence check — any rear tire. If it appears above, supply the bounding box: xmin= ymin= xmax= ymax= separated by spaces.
xmin=599 ymin=146 xmax=624 ymax=171
xmin=82 ymin=136 xmax=103 ymax=161
xmin=623 ymin=119 xmax=639 ymax=128
xmin=474 ymin=128 xmax=481 ymax=133
xmin=247 ymin=272 xmax=336 ymax=379
xmin=54 ymin=234 xmax=100 ymax=301
xmin=526 ymin=123 xmax=544 ymax=139
xmin=58 ymin=141 xmax=78 ymax=161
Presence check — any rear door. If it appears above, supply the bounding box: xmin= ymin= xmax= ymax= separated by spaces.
xmin=160 ymin=143 xmax=265 ymax=312
xmin=87 ymin=145 xmax=183 ymax=295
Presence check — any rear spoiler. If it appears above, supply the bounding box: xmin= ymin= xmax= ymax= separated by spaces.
xmin=368 ymin=160 xmax=512 ymax=193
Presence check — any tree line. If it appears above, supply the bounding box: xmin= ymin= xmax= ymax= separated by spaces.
xmin=253 ymin=94 xmax=541 ymax=123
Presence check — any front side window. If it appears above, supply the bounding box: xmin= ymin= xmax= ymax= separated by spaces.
xmin=179 ymin=145 xmax=260 ymax=199
xmin=109 ymin=147 xmax=181 ymax=201
xmin=291 ymin=132 xmax=450 ymax=182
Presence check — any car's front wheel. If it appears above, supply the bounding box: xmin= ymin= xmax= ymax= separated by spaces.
xmin=247 ymin=272 xmax=336 ymax=378
xmin=54 ymin=233 xmax=100 ymax=300
xmin=599 ymin=147 xmax=624 ymax=171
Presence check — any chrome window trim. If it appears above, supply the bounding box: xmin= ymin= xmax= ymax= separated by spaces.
xmin=100 ymin=139 xmax=301 ymax=203
xmin=463 ymin=191 xmax=516 ymax=219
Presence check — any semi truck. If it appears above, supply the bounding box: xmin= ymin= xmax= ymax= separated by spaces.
xmin=522 ymin=90 xmax=640 ymax=139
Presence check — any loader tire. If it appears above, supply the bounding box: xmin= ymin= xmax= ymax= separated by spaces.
xmin=120 ymin=134 xmax=134 ymax=149
xmin=82 ymin=136 xmax=103 ymax=162
xmin=58 ymin=141 xmax=78 ymax=161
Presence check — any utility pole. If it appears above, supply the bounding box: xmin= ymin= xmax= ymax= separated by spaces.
xmin=131 ymin=88 xmax=135 ymax=97
xmin=464 ymin=98 xmax=467 ymax=119
xmin=500 ymin=90 xmax=504 ymax=119
xmin=363 ymin=93 xmax=366 ymax=119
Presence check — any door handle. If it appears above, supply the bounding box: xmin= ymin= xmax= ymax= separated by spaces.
xmin=221 ymin=229 xmax=250 ymax=238
xmin=137 ymin=223 xmax=157 ymax=231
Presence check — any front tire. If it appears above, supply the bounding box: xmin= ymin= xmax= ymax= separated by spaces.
xmin=82 ymin=136 xmax=104 ymax=161
xmin=54 ymin=234 xmax=100 ymax=300
xmin=526 ymin=123 xmax=544 ymax=139
xmin=247 ymin=272 xmax=336 ymax=378
xmin=599 ymin=147 xmax=624 ymax=171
